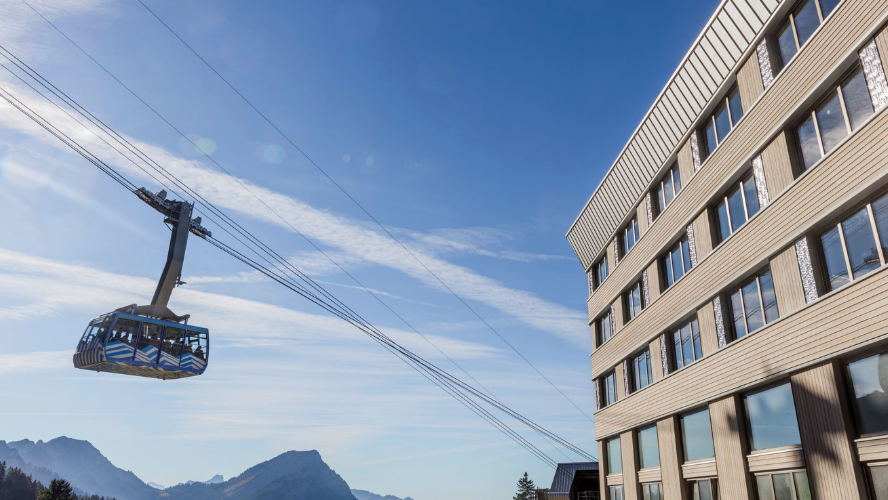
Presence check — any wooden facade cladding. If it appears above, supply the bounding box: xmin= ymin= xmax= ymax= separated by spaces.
xmin=856 ymin=435 xmax=888 ymax=463
xmin=791 ymin=363 xmax=868 ymax=500
xmin=696 ymin=301 xmax=720 ymax=357
xmin=567 ymin=0 xmax=785 ymax=270
xmin=681 ymin=460 xmax=717 ymax=479
xmin=606 ymin=473 xmax=624 ymax=486
xmin=709 ymin=395 xmax=754 ymax=500
xmin=691 ymin=209 xmax=713 ymax=260
xmin=746 ymin=447 xmax=806 ymax=473
xmin=599 ymin=441 xmax=607 ymax=500
xmin=879 ymin=22 xmax=888 ymax=61
xmin=761 ymin=130 xmax=797 ymax=198
xmin=737 ymin=53 xmax=765 ymax=114
xmin=621 ymin=430 xmax=640 ymax=500
xmin=593 ymin=257 xmax=888 ymax=439
xmin=677 ymin=140 xmax=696 ymax=192
xmin=646 ymin=261 xmax=661 ymax=302
xmin=657 ymin=416 xmax=686 ymax=500
xmin=584 ymin=0 xmax=888 ymax=328
xmin=615 ymin=361 xmax=627 ymax=400
xmin=638 ymin=203 xmax=649 ymax=236
xmin=769 ymin=245 xmax=807 ymax=316
xmin=591 ymin=69 xmax=888 ymax=380
xmin=650 ymin=336 xmax=664 ymax=382
xmin=637 ymin=467 xmax=662 ymax=484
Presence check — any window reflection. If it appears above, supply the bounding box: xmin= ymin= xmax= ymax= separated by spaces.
xmin=847 ymin=350 xmax=888 ymax=436
xmin=638 ymin=426 xmax=660 ymax=469
xmin=606 ymin=436 xmax=622 ymax=474
xmin=744 ymin=383 xmax=802 ymax=451
xmin=681 ymin=409 xmax=714 ymax=462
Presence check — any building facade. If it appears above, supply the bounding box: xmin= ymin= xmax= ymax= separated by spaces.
xmin=566 ymin=0 xmax=888 ymax=499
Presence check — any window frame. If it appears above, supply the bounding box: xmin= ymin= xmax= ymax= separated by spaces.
xmin=653 ymin=162 xmax=682 ymax=220
xmin=725 ymin=268 xmax=780 ymax=341
xmin=671 ymin=317 xmax=704 ymax=371
xmin=701 ymin=86 xmax=743 ymax=159
xmin=794 ymin=65 xmax=875 ymax=171
xmin=630 ymin=349 xmax=653 ymax=393
xmin=713 ymin=171 xmax=761 ymax=244
xmin=606 ymin=436 xmax=623 ymax=475
xmin=602 ymin=370 xmax=618 ymax=408
xmin=596 ymin=307 xmax=615 ymax=347
xmin=661 ymin=234 xmax=693 ymax=289
xmin=753 ymin=469 xmax=811 ymax=500
xmin=640 ymin=483 xmax=664 ymax=500
xmin=742 ymin=381 xmax=804 ymax=452
xmin=687 ymin=478 xmax=719 ymax=500
xmin=591 ymin=256 xmax=610 ymax=295
xmin=774 ymin=0 xmax=843 ymax=71
xmin=624 ymin=280 xmax=646 ymax=322
xmin=621 ymin=217 xmax=640 ymax=257
xmin=843 ymin=345 xmax=888 ymax=438
xmin=637 ymin=425 xmax=661 ymax=470
xmin=816 ymin=197 xmax=888 ymax=293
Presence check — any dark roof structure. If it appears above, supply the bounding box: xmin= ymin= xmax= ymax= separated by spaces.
xmin=548 ymin=462 xmax=599 ymax=498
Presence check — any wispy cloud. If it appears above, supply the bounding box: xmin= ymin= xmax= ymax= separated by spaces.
xmin=0 ymin=350 xmax=71 ymax=375
xmin=0 ymin=77 xmax=587 ymax=345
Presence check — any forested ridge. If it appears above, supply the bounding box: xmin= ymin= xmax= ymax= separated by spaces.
xmin=0 ymin=462 xmax=114 ymax=500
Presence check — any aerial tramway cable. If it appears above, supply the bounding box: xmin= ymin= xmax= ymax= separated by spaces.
xmin=18 ymin=0 xmax=596 ymax=459
xmin=0 ymin=43 xmax=594 ymax=468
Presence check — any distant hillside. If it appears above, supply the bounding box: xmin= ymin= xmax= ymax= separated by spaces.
xmin=0 ymin=438 xmax=362 ymax=500
xmin=351 ymin=489 xmax=416 ymax=500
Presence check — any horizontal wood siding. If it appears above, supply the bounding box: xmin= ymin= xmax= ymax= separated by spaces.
xmin=878 ymin=24 xmax=888 ymax=68
xmin=678 ymin=140 xmax=696 ymax=192
xmin=607 ymin=473 xmax=624 ymax=486
xmin=857 ymin=436 xmax=888 ymax=463
xmin=647 ymin=261 xmax=662 ymax=303
xmin=600 ymin=441 xmax=608 ymax=500
xmin=658 ymin=416 xmax=687 ymax=500
xmin=692 ymin=209 xmax=714 ymax=261
xmin=638 ymin=203 xmax=649 ymax=236
xmin=594 ymin=262 xmax=888 ymax=438
xmin=585 ymin=0 xmax=887 ymax=328
xmin=622 ymin=430 xmax=640 ymax=500
xmin=792 ymin=363 xmax=868 ymax=500
xmin=616 ymin=361 xmax=626 ymax=400
xmin=737 ymin=54 xmax=765 ymax=115
xmin=769 ymin=245 xmax=807 ymax=316
xmin=637 ymin=468 xmax=662 ymax=484
xmin=710 ymin=395 xmax=752 ymax=500
xmin=681 ymin=460 xmax=717 ymax=479
xmin=650 ymin=337 xmax=664 ymax=382
xmin=696 ymin=301 xmax=720 ymax=356
xmin=747 ymin=447 xmax=806 ymax=473
xmin=592 ymin=98 xmax=888 ymax=380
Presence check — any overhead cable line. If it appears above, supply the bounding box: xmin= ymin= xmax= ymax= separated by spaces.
xmin=0 ymin=42 xmax=593 ymax=468
xmin=19 ymin=0 xmax=591 ymax=458
xmin=129 ymin=0 xmax=595 ymax=424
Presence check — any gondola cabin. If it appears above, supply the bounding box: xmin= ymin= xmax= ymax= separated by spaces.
xmin=73 ymin=312 xmax=209 ymax=380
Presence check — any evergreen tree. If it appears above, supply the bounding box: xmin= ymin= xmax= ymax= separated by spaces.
xmin=0 ymin=463 xmax=42 ymax=500
xmin=36 ymin=479 xmax=77 ymax=500
xmin=513 ymin=472 xmax=536 ymax=500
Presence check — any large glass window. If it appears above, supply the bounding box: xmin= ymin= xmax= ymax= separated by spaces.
xmin=654 ymin=163 xmax=682 ymax=218
xmin=701 ymin=87 xmax=743 ymax=159
xmin=183 ymin=330 xmax=209 ymax=364
xmin=159 ymin=326 xmax=185 ymax=366
xmin=596 ymin=308 xmax=615 ymax=346
xmin=689 ymin=478 xmax=719 ymax=500
xmin=77 ymin=316 xmax=112 ymax=352
xmin=136 ymin=323 xmax=162 ymax=364
xmin=625 ymin=280 xmax=645 ymax=321
xmin=744 ymin=383 xmax=802 ymax=451
xmin=663 ymin=235 xmax=693 ymax=288
xmin=622 ymin=218 xmax=640 ymax=256
xmin=609 ymin=486 xmax=625 ymax=500
xmin=681 ymin=409 xmax=715 ymax=462
xmin=796 ymin=66 xmax=874 ymax=170
xmin=642 ymin=483 xmax=664 ymax=500
xmin=755 ymin=471 xmax=812 ymax=500
xmin=602 ymin=371 xmax=618 ymax=407
xmin=714 ymin=172 xmax=761 ymax=243
xmin=632 ymin=350 xmax=653 ymax=393
xmin=638 ymin=425 xmax=660 ymax=469
xmin=673 ymin=318 xmax=703 ymax=370
xmin=592 ymin=256 xmax=610 ymax=294
xmin=606 ymin=436 xmax=622 ymax=474
xmin=775 ymin=0 xmax=842 ymax=70
xmin=846 ymin=349 xmax=888 ymax=436
xmin=727 ymin=269 xmax=779 ymax=340
xmin=818 ymin=199 xmax=886 ymax=292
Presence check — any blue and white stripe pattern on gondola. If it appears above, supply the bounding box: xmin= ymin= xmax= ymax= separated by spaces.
xmin=179 ymin=353 xmax=207 ymax=371
xmin=105 ymin=340 xmax=135 ymax=360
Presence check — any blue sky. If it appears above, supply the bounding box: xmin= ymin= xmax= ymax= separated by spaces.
xmin=0 ymin=1 xmax=715 ymax=498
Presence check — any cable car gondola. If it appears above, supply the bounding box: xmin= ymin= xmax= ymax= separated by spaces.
xmin=73 ymin=188 xmax=212 ymax=380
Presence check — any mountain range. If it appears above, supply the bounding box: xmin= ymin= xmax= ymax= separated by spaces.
xmin=0 ymin=437 xmax=412 ymax=500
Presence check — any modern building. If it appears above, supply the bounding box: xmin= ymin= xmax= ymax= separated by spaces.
xmin=547 ymin=462 xmax=600 ymax=500
xmin=566 ymin=0 xmax=888 ymax=499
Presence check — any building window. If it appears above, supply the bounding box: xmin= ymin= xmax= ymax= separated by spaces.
xmin=592 ymin=256 xmax=610 ymax=293
xmin=608 ymin=485 xmax=625 ymax=500
xmin=754 ymin=471 xmax=812 ymax=500
xmin=818 ymin=195 xmax=888 ymax=292
xmin=775 ymin=0 xmax=841 ymax=71
xmin=796 ymin=66 xmax=875 ymax=170
xmin=727 ymin=269 xmax=779 ymax=340
xmin=714 ymin=172 xmax=761 ymax=243
xmin=631 ymin=349 xmax=653 ymax=393
xmin=606 ymin=436 xmax=622 ymax=474
xmin=602 ymin=370 xmax=618 ymax=407
xmin=663 ymin=235 xmax=693 ymax=288
xmin=744 ymin=383 xmax=803 ymax=451
xmin=688 ymin=478 xmax=719 ymax=500
xmin=702 ymin=87 xmax=743 ymax=159
xmin=673 ymin=317 xmax=703 ymax=370
xmin=638 ymin=425 xmax=660 ymax=469
xmin=621 ymin=217 xmax=640 ymax=256
xmin=625 ymin=280 xmax=645 ymax=321
xmin=846 ymin=348 xmax=888 ymax=436
xmin=654 ymin=163 xmax=682 ymax=219
xmin=867 ymin=465 xmax=888 ymax=500
xmin=641 ymin=483 xmax=664 ymax=500
xmin=681 ymin=409 xmax=715 ymax=462
xmin=596 ymin=308 xmax=615 ymax=346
